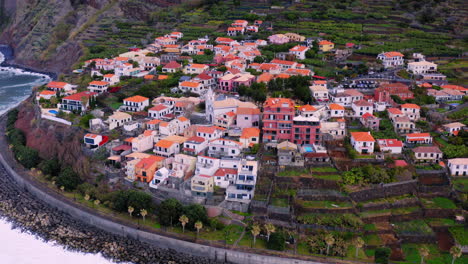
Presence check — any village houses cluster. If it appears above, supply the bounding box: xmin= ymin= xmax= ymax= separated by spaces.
xmin=35 ymin=23 xmax=468 ymax=208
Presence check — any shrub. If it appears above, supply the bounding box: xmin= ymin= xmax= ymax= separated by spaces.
xmin=56 ymin=167 xmax=82 ymax=191
xmin=267 ymin=231 xmax=286 ymax=251
xmin=112 ymin=190 xmax=153 ymax=215
xmin=375 ymin=247 xmax=391 ymax=264
xmin=14 ymin=145 xmax=40 ymax=169
xmin=38 ymin=159 xmax=61 ymax=177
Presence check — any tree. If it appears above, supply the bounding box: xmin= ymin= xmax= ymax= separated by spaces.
xmin=450 ymin=246 xmax=461 ymax=264
xmin=128 ymin=206 xmax=134 ymax=218
xmin=84 ymin=194 xmax=90 ymax=202
xmin=56 ymin=167 xmax=82 ymax=191
xmin=325 ymin=233 xmax=335 ymax=255
xmin=183 ymin=204 xmax=208 ymax=230
xmin=112 ymin=190 xmax=153 ymax=215
xmin=264 ymin=223 xmax=276 ymax=242
xmin=140 ymin=209 xmax=148 ymax=222
xmin=375 ymin=247 xmax=391 ymax=264
xmin=419 ymin=246 xmax=429 ymax=264
xmin=251 ymin=223 xmax=261 ymax=247
xmin=15 ymin=146 xmax=40 ymax=169
xmin=194 ymin=220 xmax=203 ymax=238
xmin=158 ymin=198 xmax=183 ymax=226
xmin=353 ymin=237 xmax=365 ymax=258
xmin=94 ymin=199 xmax=100 ymax=207
xmin=179 ymin=215 xmax=189 ymax=233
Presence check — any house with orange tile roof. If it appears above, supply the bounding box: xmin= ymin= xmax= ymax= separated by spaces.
xmin=196 ymin=126 xmax=225 ymax=141
xmin=442 ymin=122 xmax=465 ymax=136
xmin=441 ymin=84 xmax=468 ymax=94
xmin=240 ymin=127 xmax=260 ymax=148
xmin=123 ymin=95 xmax=149 ymax=112
xmin=146 ymin=119 xmax=162 ymax=131
xmin=405 ymin=132 xmax=432 ymax=144
xmin=360 ymin=112 xmax=380 ymax=131
xmin=155 ymin=36 xmax=177 ymax=46
xmin=154 ymin=139 xmax=180 ymax=157
xmin=387 ymin=107 xmax=404 ymax=120
xmin=214 ymin=111 xmax=237 ymax=129
xmin=270 ymin=59 xmax=300 ymax=70
xmin=328 ymin=103 xmax=345 ymax=118
xmin=285 ymin=68 xmax=313 ymax=77
xmin=401 ymin=103 xmax=420 ymax=121
xmin=46 ymin=81 xmax=75 ymax=93
xmin=178 ymin=81 xmax=204 ymax=95
xmin=298 ymin=104 xmax=318 ymax=118
xmin=135 ymin=155 xmax=166 ymax=182
xmin=318 ymin=40 xmax=334 ymax=52
xmin=289 ymin=45 xmax=309 ymax=59
xmin=256 ymin=72 xmax=274 ymax=83
xmin=165 ymin=31 xmax=183 ymax=40
xmin=350 ymin=132 xmax=375 ymax=154
xmin=215 ymin=37 xmax=237 ymax=45
xmin=158 ymin=121 xmax=177 ymax=137
xmin=36 ymin=90 xmax=56 ymax=101
xmin=183 ymin=63 xmax=209 ymax=75
xmin=59 ymin=91 xmax=97 ymax=112
xmin=102 ymin=74 xmax=120 ymax=85
xmin=236 ymin=107 xmax=261 ymax=128
xmin=213 ymin=168 xmax=238 ymax=188
xmin=87 ymin=80 xmax=109 ymax=94
xmin=377 ymin=51 xmax=404 ymax=68
xmin=227 ymin=27 xmax=245 ymax=36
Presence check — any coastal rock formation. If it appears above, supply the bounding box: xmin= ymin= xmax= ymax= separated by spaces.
xmin=14 ymin=101 xmax=91 ymax=178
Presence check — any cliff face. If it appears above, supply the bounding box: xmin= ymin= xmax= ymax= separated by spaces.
xmin=14 ymin=101 xmax=92 ymax=179
xmin=0 ymin=0 xmax=183 ymax=74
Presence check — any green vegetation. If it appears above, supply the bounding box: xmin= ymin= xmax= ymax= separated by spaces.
xmin=363 ymin=234 xmax=382 ymax=246
xmin=298 ymin=200 xmax=353 ymax=209
xmin=425 ymin=218 xmax=460 ymax=227
xmin=313 ymin=174 xmax=342 ymax=181
xmin=270 ymin=198 xmax=289 ymax=208
xmin=341 ymin=165 xmax=400 ymax=185
xmin=297 ymin=214 xmax=363 ymax=229
xmin=421 ymin=197 xmax=457 ymax=209
xmin=277 ymin=169 xmax=308 ymax=177
xmin=449 ymin=227 xmax=468 ymax=245
xmin=311 ymin=167 xmax=338 ymax=173
xmin=452 ymin=178 xmax=468 ymax=192
xmin=393 ymin=220 xmax=434 ymax=235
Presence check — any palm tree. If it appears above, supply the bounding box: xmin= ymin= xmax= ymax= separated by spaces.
xmin=264 ymin=223 xmax=276 ymax=242
xmin=179 ymin=215 xmax=189 ymax=233
xmin=251 ymin=224 xmax=261 ymax=247
xmin=128 ymin=206 xmax=134 ymax=218
xmin=84 ymin=194 xmax=90 ymax=202
xmin=140 ymin=209 xmax=147 ymax=222
xmin=195 ymin=221 xmax=203 ymax=239
xmin=450 ymin=246 xmax=461 ymax=264
xmin=325 ymin=233 xmax=335 ymax=256
xmin=60 ymin=186 xmax=65 ymax=192
xmin=419 ymin=246 xmax=429 ymax=264
xmin=94 ymin=199 xmax=100 ymax=207
xmin=353 ymin=237 xmax=365 ymax=258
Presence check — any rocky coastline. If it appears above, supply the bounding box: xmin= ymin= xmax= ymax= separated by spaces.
xmin=0 ymin=45 xmax=58 ymax=79
xmin=0 ymin=163 xmax=213 ymax=264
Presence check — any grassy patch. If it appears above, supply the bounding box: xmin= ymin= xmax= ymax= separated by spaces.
xmin=299 ymin=200 xmax=353 ymax=209
xmin=364 ymin=223 xmax=377 ymax=231
xmin=363 ymin=234 xmax=382 ymax=246
xmin=452 ymin=177 xmax=468 ymax=192
xmin=238 ymin=233 xmax=268 ymax=249
xmin=393 ymin=220 xmax=434 ymax=235
xmin=421 ymin=197 xmax=457 ymax=209
xmin=359 ymin=209 xmax=391 ymax=218
xmin=270 ymin=198 xmax=289 ymax=208
xmin=449 ymin=226 xmax=468 ymax=245
xmin=313 ymin=174 xmax=342 ymax=181
xmin=425 ymin=218 xmax=460 ymax=227
xmin=277 ymin=169 xmax=309 ymax=177
xmin=311 ymin=167 xmax=338 ymax=173
xmin=391 ymin=206 xmax=421 ymax=215
xmin=401 ymin=243 xmax=467 ymax=264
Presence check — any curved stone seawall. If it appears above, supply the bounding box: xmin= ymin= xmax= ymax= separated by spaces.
xmin=0 ymin=124 xmax=323 ymax=264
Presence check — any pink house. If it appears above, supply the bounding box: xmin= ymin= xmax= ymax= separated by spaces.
xmin=236 ymin=107 xmax=260 ymax=128
xmin=218 ymin=73 xmax=255 ymax=93
xmin=268 ymin=34 xmax=289 ymax=45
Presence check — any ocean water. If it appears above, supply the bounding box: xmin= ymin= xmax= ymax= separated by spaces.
xmin=0 ymin=51 xmax=114 ymax=263
xmin=0 ymin=52 xmax=51 ymax=115
xmin=0 ymin=219 xmax=112 ymax=264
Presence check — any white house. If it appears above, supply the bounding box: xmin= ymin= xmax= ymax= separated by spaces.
xmin=129 ymin=130 xmax=157 ymax=153
xmin=213 ymin=168 xmax=238 ymax=188
xmin=149 ymin=167 xmax=171 ymax=189
xmin=87 ymin=81 xmax=109 ymax=94
xmin=195 ymin=155 xmax=221 ymax=176
xmin=377 ymin=139 xmax=403 ymax=154
xmin=178 ymin=81 xmax=205 ymax=95
xmin=350 ymin=132 xmax=375 ymax=154
xmin=108 ymin=111 xmax=132 ymax=130
xmin=83 ymin=133 xmax=104 ymax=149
xmin=377 ymin=51 xmax=404 ymax=68
xmin=46 ymin=81 xmax=76 ymax=93
xmin=183 ymin=64 xmax=209 ymax=75
xmin=207 ymin=138 xmax=242 ymax=158
xmin=401 ymin=103 xmax=420 ymax=121
xmin=289 ymin=45 xmax=309 ymax=60
xmin=226 ymin=159 xmax=258 ymax=203
xmin=196 ymin=126 xmax=225 ymax=141
xmin=331 ymin=89 xmax=364 ymax=107
xmin=442 ymin=122 xmax=465 ymax=136
xmin=59 ymin=91 xmax=97 ymax=112
xmin=102 ymin=74 xmax=120 ymax=85
xmin=352 ymin=100 xmax=374 ymax=117
xmin=148 ymin=104 xmax=172 ymax=119
xmin=123 ymin=96 xmax=149 ymax=112
xmin=310 ymin=85 xmax=329 ymax=102
xmin=239 ymin=127 xmax=260 ymax=149
xmin=447 ymin=158 xmax=468 ymax=176
xmin=406 ymin=133 xmax=432 ymax=144
xmin=154 ymin=139 xmax=179 ymax=157
xmin=183 ymin=136 xmax=208 ymax=156
xmin=328 ymin=103 xmax=345 ymax=118
xmin=407 ymin=60 xmax=437 ymax=74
